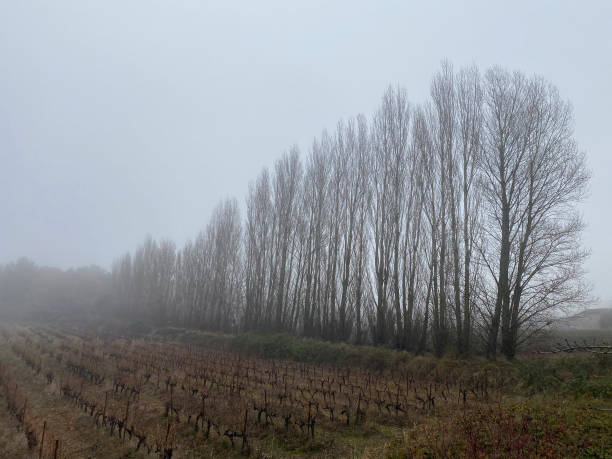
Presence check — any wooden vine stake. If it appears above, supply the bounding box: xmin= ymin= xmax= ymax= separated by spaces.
xmin=39 ymin=421 xmax=46 ymax=459
xmin=124 ymin=400 xmax=130 ymax=422
xmin=169 ymin=384 xmax=174 ymax=419
xmin=52 ymin=439 xmax=59 ymax=459
xmin=22 ymin=398 xmax=28 ymax=425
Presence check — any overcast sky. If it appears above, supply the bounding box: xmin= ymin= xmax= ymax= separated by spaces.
xmin=1 ymin=1 xmax=611 ymax=303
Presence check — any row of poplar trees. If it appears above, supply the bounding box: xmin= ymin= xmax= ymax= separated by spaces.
xmin=111 ymin=63 xmax=589 ymax=358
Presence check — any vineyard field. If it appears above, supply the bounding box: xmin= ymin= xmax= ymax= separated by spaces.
xmin=0 ymin=323 xmax=611 ymax=458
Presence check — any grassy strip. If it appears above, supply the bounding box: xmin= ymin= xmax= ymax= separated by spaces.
xmin=385 ymin=397 xmax=612 ymax=458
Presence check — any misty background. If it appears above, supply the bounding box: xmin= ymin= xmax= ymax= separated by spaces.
xmin=1 ymin=1 xmax=611 ymax=304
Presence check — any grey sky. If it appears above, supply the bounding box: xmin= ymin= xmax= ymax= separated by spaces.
xmin=1 ymin=1 xmax=611 ymax=303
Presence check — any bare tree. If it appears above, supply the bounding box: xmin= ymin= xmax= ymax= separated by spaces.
xmin=480 ymin=68 xmax=589 ymax=358
xmin=430 ymin=63 xmax=455 ymax=355
xmin=272 ymin=148 xmax=303 ymax=330
xmin=245 ymin=169 xmax=273 ymax=330
xmin=456 ymin=65 xmax=483 ymax=354
xmin=302 ymin=137 xmax=330 ymax=336
xmin=353 ymin=115 xmax=372 ymax=344
xmin=371 ymin=85 xmax=410 ymax=345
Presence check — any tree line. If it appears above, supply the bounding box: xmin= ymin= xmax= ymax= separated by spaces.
xmin=107 ymin=63 xmax=589 ymax=358
xmin=0 ymin=257 xmax=110 ymax=317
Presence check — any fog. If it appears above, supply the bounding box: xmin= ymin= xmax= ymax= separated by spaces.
xmin=1 ymin=0 xmax=611 ymax=304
